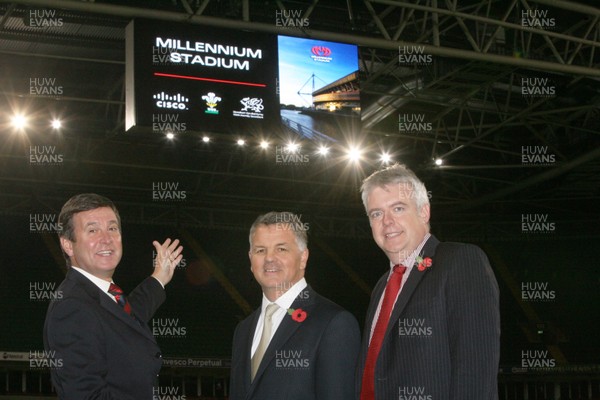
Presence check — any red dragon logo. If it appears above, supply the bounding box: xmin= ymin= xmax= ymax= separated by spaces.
xmin=311 ymin=46 xmax=331 ymax=57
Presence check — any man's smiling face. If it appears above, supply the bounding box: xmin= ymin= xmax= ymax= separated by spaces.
xmin=249 ymin=224 xmax=308 ymax=301
xmin=366 ymin=183 xmax=430 ymax=264
xmin=60 ymin=206 xmax=122 ymax=281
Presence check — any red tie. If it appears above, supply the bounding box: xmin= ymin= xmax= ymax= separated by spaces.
xmin=360 ymin=264 xmax=407 ymax=400
xmin=108 ymin=283 xmax=132 ymax=315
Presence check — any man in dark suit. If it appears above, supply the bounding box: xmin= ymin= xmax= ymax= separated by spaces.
xmin=43 ymin=193 xmax=183 ymax=400
xmin=356 ymin=164 xmax=500 ymax=400
xmin=230 ymin=211 xmax=361 ymax=400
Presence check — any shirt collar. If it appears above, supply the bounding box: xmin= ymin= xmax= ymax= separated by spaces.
xmin=261 ymin=277 xmax=308 ymax=312
xmin=389 ymin=232 xmax=431 ymax=272
xmin=71 ymin=266 xmax=113 ymax=294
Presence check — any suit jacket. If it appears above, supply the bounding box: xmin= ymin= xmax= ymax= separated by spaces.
xmin=230 ymin=285 xmax=361 ymax=400
xmin=43 ymin=268 xmax=165 ymax=400
xmin=356 ymin=235 xmax=500 ymax=400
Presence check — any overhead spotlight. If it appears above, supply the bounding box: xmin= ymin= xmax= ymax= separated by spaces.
xmin=165 ymin=132 xmax=175 ymax=140
xmin=285 ymin=142 xmax=299 ymax=153
xmin=380 ymin=152 xmax=392 ymax=164
xmin=11 ymin=114 xmax=28 ymax=130
xmin=260 ymin=140 xmax=269 ymax=149
xmin=202 ymin=136 xmax=210 ymax=143
xmin=347 ymin=146 xmax=362 ymax=162
xmin=237 ymin=139 xmax=245 ymax=146
xmin=51 ymin=119 xmax=62 ymax=130
xmin=435 ymin=158 xmax=443 ymax=166
xmin=317 ymin=145 xmax=329 ymax=156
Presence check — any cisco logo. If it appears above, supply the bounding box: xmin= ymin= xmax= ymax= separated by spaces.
xmin=153 ymin=92 xmax=189 ymax=110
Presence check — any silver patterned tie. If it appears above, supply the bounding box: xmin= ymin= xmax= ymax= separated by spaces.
xmin=251 ymin=303 xmax=279 ymax=381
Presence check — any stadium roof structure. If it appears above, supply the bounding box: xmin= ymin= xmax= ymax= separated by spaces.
xmin=0 ymin=0 xmax=599 ymax=365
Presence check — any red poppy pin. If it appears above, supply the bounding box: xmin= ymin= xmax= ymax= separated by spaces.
xmin=415 ymin=255 xmax=433 ymax=272
xmin=287 ymin=308 xmax=307 ymax=322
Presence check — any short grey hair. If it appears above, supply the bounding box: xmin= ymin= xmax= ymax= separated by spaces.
xmin=249 ymin=211 xmax=308 ymax=251
xmin=360 ymin=164 xmax=430 ymax=212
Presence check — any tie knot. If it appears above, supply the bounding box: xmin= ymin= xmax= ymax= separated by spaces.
xmin=108 ymin=283 xmax=124 ymax=296
xmin=265 ymin=303 xmax=279 ymax=319
xmin=393 ymin=264 xmax=407 ymax=274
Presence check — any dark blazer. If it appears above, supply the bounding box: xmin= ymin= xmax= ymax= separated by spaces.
xmin=356 ymin=235 xmax=500 ymax=400
xmin=230 ymin=285 xmax=361 ymax=400
xmin=43 ymin=268 xmax=165 ymax=400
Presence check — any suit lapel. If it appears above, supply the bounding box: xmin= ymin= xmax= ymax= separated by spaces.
xmin=249 ymin=286 xmax=316 ymax=390
xmin=98 ymin=290 xmax=158 ymax=342
xmin=67 ymin=269 xmax=156 ymax=343
xmin=384 ymin=236 xmax=440 ymax=339
xmin=239 ymin=309 xmax=260 ymax=395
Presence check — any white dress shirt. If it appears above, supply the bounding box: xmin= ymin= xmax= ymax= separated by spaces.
xmin=71 ymin=266 xmax=118 ymax=303
xmin=368 ymin=233 xmax=431 ymax=343
xmin=71 ymin=266 xmax=164 ymax=304
xmin=250 ymin=277 xmax=308 ymax=357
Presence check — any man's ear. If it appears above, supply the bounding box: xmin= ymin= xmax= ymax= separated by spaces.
xmin=419 ymin=204 xmax=431 ymax=224
xmin=60 ymin=237 xmax=74 ymax=257
xmin=300 ymin=248 xmax=309 ymax=270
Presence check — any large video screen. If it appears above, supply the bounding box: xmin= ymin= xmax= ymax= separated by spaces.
xmin=278 ymin=36 xmax=360 ymax=142
xmin=126 ymin=19 xmax=359 ymax=142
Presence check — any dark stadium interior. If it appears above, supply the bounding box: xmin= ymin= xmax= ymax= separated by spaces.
xmin=0 ymin=0 xmax=599 ymax=398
